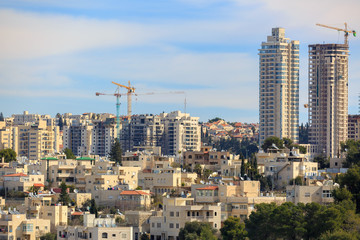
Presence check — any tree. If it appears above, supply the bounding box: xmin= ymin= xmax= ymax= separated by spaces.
xmin=64 ymin=148 xmax=75 ymax=159
xmin=194 ymin=164 xmax=202 ymax=179
xmin=0 ymin=148 xmax=16 ymax=162
xmin=299 ymin=123 xmax=309 ymax=144
xmin=283 ymin=137 xmax=293 ymax=149
xmin=58 ymin=116 xmax=64 ymax=130
xmin=240 ymin=158 xmax=245 ymax=177
xmin=109 ymin=138 xmax=122 ymax=165
xmin=179 ymin=222 xmax=217 ymax=240
xmin=313 ymin=154 xmax=330 ymax=169
xmin=140 ymin=233 xmax=150 ymax=240
xmin=203 ymin=168 xmax=212 ymax=180
xmin=90 ymin=199 xmax=99 ymax=218
xmin=40 ymin=233 xmax=57 ymax=240
xmin=245 ymin=203 xmax=277 ymax=240
xmin=208 ymin=117 xmax=223 ymax=123
xmin=261 ymin=137 xmax=284 ymax=152
xmin=341 ymin=139 xmax=360 ymax=167
xmin=0 ymin=112 xmax=4 ymax=121
xmin=337 ymin=165 xmax=360 ymax=213
xmin=59 ymin=181 xmax=71 ymax=206
xmin=221 ymin=216 xmax=247 ymax=240
xmin=289 ymin=176 xmax=304 ymax=186
xmin=332 ymin=188 xmax=353 ymax=204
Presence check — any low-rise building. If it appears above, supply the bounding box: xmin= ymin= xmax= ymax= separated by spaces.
xmin=150 ymin=198 xmax=221 ymax=240
xmin=125 ymin=211 xmax=152 ymax=240
xmin=57 ymin=214 xmax=133 ymax=240
xmin=286 ymin=182 xmax=335 ymax=205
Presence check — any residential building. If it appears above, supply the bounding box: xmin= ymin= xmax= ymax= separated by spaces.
xmin=259 ymin=27 xmax=300 ymax=146
xmin=150 ymin=197 xmax=221 ymax=240
xmin=308 ymin=44 xmax=349 ymax=158
xmin=348 ymin=114 xmax=360 ymax=140
xmin=57 ymin=214 xmax=133 ymax=240
xmin=63 ymin=123 xmax=93 ymax=157
xmin=0 ymin=212 xmax=51 ymax=240
xmin=91 ymin=119 xmax=116 ymax=156
xmin=2 ymin=173 xmax=44 ymax=192
xmin=286 ymin=182 xmax=335 ymax=204
xmin=125 ymin=211 xmax=152 ymax=240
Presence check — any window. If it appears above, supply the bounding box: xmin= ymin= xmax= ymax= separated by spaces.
xmin=176 ymin=212 xmax=179 ymax=217
xmin=122 ymin=234 xmax=127 ymax=238
xmin=305 ymin=192 xmax=310 ymax=197
xmin=152 ymin=223 xmax=155 ymax=228
xmin=170 ymin=212 xmax=174 ymax=217
xmin=112 ymin=234 xmax=116 ymax=237
xmin=23 ymin=223 xmax=33 ymax=232
xmin=157 ymin=223 xmax=161 ymax=228
xmin=102 ymin=232 xmax=108 ymax=238
xmin=48 ymin=213 xmax=52 ymax=216
xmin=322 ymin=190 xmax=332 ymax=198
xmin=176 ymin=223 xmax=179 ymax=229
xmin=169 ymin=223 xmax=174 ymax=228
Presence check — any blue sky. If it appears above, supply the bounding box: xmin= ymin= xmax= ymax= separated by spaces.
xmin=1 ymin=0 xmax=360 ymax=123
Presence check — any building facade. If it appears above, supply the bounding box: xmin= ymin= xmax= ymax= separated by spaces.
xmin=259 ymin=27 xmax=299 ymax=146
xmin=308 ymin=44 xmax=349 ymax=158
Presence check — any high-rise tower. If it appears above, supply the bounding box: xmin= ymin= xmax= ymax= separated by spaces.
xmin=308 ymin=44 xmax=349 ymax=158
xmin=259 ymin=28 xmax=300 ymax=146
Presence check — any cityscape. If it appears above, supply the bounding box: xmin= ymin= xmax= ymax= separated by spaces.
xmin=1 ymin=1 xmax=360 ymax=240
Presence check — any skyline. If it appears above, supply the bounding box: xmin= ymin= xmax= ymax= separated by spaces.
xmin=1 ymin=0 xmax=360 ymax=123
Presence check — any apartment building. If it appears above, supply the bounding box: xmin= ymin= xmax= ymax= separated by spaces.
xmin=18 ymin=194 xmax=68 ymax=232
xmin=2 ymin=172 xmax=45 ymax=192
xmin=125 ymin=211 xmax=152 ymax=240
xmin=120 ymin=114 xmax=164 ymax=152
xmin=57 ymin=214 xmax=133 ymax=240
xmin=138 ymin=168 xmax=197 ymax=195
xmin=12 ymin=111 xmax=53 ymax=126
xmin=286 ymin=183 xmax=334 ymax=205
xmin=0 ymin=125 xmax=18 ymax=152
xmin=91 ymin=119 xmax=116 ymax=156
xmin=348 ymin=114 xmax=360 ymax=140
xmin=160 ymin=111 xmax=201 ymax=156
xmin=122 ymin=151 xmax=174 ymax=170
xmin=308 ymin=44 xmax=349 ymax=158
xmin=0 ymin=212 xmax=51 ymax=240
xmin=63 ymin=123 xmax=93 ymax=156
xmin=259 ymin=27 xmax=300 ymax=146
xmin=150 ymin=197 xmax=221 ymax=240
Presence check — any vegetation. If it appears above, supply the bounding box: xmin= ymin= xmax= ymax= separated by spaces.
xmin=179 ymin=222 xmax=217 ymax=240
xmin=109 ymin=138 xmax=122 ymax=165
xmin=261 ymin=136 xmax=284 ymax=152
xmin=208 ymin=117 xmax=224 ymax=123
xmin=245 ymin=202 xmax=360 ymax=240
xmin=289 ymin=176 xmax=305 ymax=186
xmin=89 ymin=199 xmax=99 ymax=217
xmin=214 ymin=137 xmax=259 ymax=158
xmin=140 ymin=233 xmax=150 ymax=240
xmin=40 ymin=233 xmax=57 ymax=240
xmin=314 ymin=154 xmax=330 ymax=169
xmin=0 ymin=112 xmax=4 ymax=121
xmin=220 ymin=216 xmax=247 ymax=240
xmin=63 ymin=148 xmax=75 ymax=159
xmin=59 ymin=181 xmax=71 ymax=206
xmin=341 ymin=139 xmax=360 ymax=167
xmin=0 ymin=148 xmax=16 ymax=162
xmin=299 ymin=123 xmax=309 ymax=144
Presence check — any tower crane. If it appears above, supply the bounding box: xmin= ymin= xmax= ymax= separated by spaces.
xmin=112 ymin=81 xmax=135 ymax=119
xmin=95 ymin=90 xmax=125 ymax=140
xmin=316 ymin=23 xmax=356 ymax=45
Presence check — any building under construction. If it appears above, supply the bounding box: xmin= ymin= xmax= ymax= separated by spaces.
xmin=308 ymin=43 xmax=349 ymax=158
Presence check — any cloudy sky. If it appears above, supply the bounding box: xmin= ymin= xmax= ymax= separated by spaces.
xmin=1 ymin=0 xmax=360 ymax=123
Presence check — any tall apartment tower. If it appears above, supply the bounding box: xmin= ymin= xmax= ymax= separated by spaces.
xmin=259 ymin=28 xmax=300 ymax=146
xmin=308 ymin=44 xmax=349 ymax=158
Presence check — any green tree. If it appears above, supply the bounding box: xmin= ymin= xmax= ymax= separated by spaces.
xmin=341 ymin=139 xmax=360 ymax=167
xmin=40 ymin=232 xmax=57 ymax=240
xmin=203 ymin=168 xmax=212 ymax=180
xmin=337 ymin=165 xmax=360 ymax=213
xmin=289 ymin=176 xmax=304 ymax=186
xmin=0 ymin=148 xmax=16 ymax=162
xmin=140 ymin=233 xmax=150 ymax=240
xmin=208 ymin=117 xmax=223 ymax=123
xmin=109 ymin=138 xmax=122 ymax=165
xmin=59 ymin=181 xmax=71 ymax=206
xmin=221 ymin=216 xmax=247 ymax=240
xmin=179 ymin=222 xmax=217 ymax=240
xmin=296 ymin=145 xmax=307 ymax=154
xmin=194 ymin=164 xmax=202 ymax=179
xmin=332 ymin=188 xmax=353 ymax=204
xmin=90 ymin=199 xmax=99 ymax=217
xmin=58 ymin=116 xmax=64 ymax=130
xmin=299 ymin=123 xmax=309 ymax=144
xmin=261 ymin=137 xmax=284 ymax=152
xmin=313 ymin=154 xmax=330 ymax=169
xmin=0 ymin=112 xmax=4 ymax=121
xmin=283 ymin=137 xmax=293 ymax=149
xmin=64 ymin=148 xmax=75 ymax=159
xmin=240 ymin=158 xmax=245 ymax=177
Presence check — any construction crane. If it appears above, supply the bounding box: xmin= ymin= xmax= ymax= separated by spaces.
xmin=112 ymin=81 xmax=135 ymax=119
xmin=95 ymin=90 xmax=125 ymax=140
xmin=111 ymin=81 xmax=185 ymax=119
xmin=316 ymin=23 xmax=356 ymax=45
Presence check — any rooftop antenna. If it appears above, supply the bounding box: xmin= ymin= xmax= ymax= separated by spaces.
xmin=184 ymin=97 xmax=187 ymax=114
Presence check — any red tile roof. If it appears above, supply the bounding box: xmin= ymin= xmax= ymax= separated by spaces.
xmin=33 ymin=183 xmax=45 ymax=187
xmin=120 ymin=190 xmax=150 ymax=195
xmin=3 ymin=173 xmax=28 ymax=177
xmin=196 ymin=186 xmax=218 ymax=190
xmin=71 ymin=212 xmax=84 ymax=216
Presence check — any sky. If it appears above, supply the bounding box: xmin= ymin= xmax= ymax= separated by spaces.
xmin=1 ymin=0 xmax=360 ymax=123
